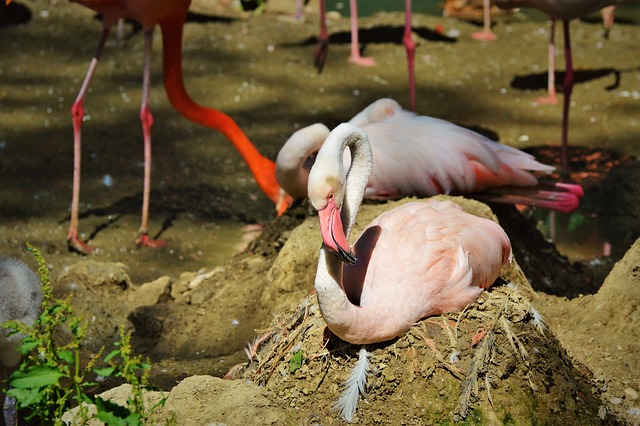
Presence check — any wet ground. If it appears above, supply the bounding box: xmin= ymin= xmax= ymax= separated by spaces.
xmin=1 ymin=0 xmax=639 ymax=424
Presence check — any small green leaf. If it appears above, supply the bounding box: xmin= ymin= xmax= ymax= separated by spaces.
xmin=104 ymin=350 xmax=120 ymax=363
xmin=94 ymin=367 xmax=116 ymax=377
xmin=6 ymin=387 xmax=42 ymax=406
xmin=9 ymin=367 xmax=65 ymax=389
xmin=289 ymin=350 xmax=303 ymax=373
xmin=57 ymin=350 xmax=74 ymax=364
xmin=19 ymin=339 xmax=40 ymax=353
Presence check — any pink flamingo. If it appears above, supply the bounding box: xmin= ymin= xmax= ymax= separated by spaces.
xmin=276 ymin=98 xmax=584 ymax=214
xmin=308 ymin=122 xmax=512 ymax=420
xmin=314 ymin=0 xmax=417 ymax=111
xmin=66 ymin=0 xmax=282 ymax=253
xmin=494 ymin=0 xmax=633 ymax=170
xmin=0 ymin=256 xmax=42 ymax=426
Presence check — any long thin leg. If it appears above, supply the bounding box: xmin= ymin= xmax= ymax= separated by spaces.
xmin=348 ymin=0 xmax=375 ymax=66
xmin=136 ymin=29 xmax=165 ymax=248
xmin=68 ymin=27 xmax=112 ymax=254
xmin=402 ymin=0 xmax=416 ymax=111
xmin=314 ymin=0 xmax=329 ymax=72
xmin=535 ymin=19 xmax=558 ymax=105
xmin=472 ymin=0 xmax=496 ymax=41
xmin=561 ymin=19 xmax=573 ymax=172
xmin=601 ymin=5 xmax=615 ymax=39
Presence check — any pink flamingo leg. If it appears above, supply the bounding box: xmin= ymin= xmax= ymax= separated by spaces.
xmin=294 ymin=0 xmax=305 ymax=21
xmin=314 ymin=0 xmax=329 ymax=72
xmin=403 ymin=0 xmax=416 ymax=111
xmin=602 ymin=5 xmax=615 ymax=38
xmin=535 ymin=19 xmax=558 ymax=105
xmin=136 ymin=29 xmax=165 ymax=248
xmin=560 ymin=19 xmax=573 ymax=172
xmin=348 ymin=0 xmax=375 ymax=67
xmin=471 ymin=0 xmax=496 ymax=41
xmin=68 ymin=27 xmax=111 ymax=254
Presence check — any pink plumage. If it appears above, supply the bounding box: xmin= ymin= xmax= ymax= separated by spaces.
xmin=309 ymin=123 xmax=512 ymax=345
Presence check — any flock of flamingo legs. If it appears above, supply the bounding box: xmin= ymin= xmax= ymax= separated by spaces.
xmin=1 ymin=0 xmax=633 ymax=423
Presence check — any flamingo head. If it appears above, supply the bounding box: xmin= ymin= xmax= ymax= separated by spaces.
xmin=275 ymin=123 xmax=330 ymax=203
xmin=308 ymin=142 xmax=355 ymax=265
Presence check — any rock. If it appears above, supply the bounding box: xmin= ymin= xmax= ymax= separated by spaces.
xmin=133 ymin=276 xmax=171 ymax=307
xmin=625 ymin=388 xmax=639 ymax=401
xmin=62 ymin=376 xmax=290 ymax=425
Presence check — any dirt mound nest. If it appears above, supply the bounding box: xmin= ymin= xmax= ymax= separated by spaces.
xmin=225 ymin=196 xmax=607 ymax=424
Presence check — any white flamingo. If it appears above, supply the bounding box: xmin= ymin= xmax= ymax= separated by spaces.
xmin=277 ymin=98 xmax=583 ymax=215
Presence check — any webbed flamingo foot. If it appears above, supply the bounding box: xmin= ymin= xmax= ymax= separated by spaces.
xmin=136 ymin=232 xmax=166 ymax=248
xmin=349 ymin=55 xmax=376 ymax=67
xmin=471 ymin=30 xmax=496 ymax=41
xmin=533 ymin=93 xmax=558 ymax=105
xmin=67 ymin=233 xmax=95 ymax=255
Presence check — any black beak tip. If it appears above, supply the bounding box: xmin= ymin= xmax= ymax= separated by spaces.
xmin=337 ymin=246 xmax=357 ymax=265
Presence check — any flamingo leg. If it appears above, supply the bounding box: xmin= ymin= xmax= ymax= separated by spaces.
xmin=560 ymin=19 xmax=573 ymax=172
xmin=602 ymin=5 xmax=615 ymax=39
xmin=471 ymin=0 xmax=496 ymax=41
xmin=403 ymin=0 xmax=416 ymax=111
xmin=294 ymin=0 xmax=304 ymax=21
xmin=314 ymin=0 xmax=329 ymax=72
xmin=348 ymin=0 xmax=375 ymax=67
xmin=535 ymin=19 xmax=558 ymax=105
xmin=68 ymin=27 xmax=111 ymax=254
xmin=136 ymin=28 xmax=165 ymax=248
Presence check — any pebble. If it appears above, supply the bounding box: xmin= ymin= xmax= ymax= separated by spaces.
xmin=625 ymin=388 xmax=639 ymax=401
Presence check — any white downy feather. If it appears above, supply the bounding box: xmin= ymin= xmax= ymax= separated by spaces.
xmin=334 ymin=347 xmax=370 ymax=422
xmin=529 ymin=305 xmax=547 ymax=335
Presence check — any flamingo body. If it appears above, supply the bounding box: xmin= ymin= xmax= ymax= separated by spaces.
xmin=309 ymin=123 xmax=511 ymax=345
xmin=277 ymin=98 xmax=583 ymax=213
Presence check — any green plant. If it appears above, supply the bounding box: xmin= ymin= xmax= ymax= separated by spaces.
xmin=2 ymin=245 xmax=164 ymax=425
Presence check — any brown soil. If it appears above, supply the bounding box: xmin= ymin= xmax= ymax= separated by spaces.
xmin=1 ymin=0 xmax=639 ymax=424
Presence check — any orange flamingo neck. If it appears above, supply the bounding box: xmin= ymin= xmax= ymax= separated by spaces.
xmin=158 ymin=14 xmax=280 ymax=204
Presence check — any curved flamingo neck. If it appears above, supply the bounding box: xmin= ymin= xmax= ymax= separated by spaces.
xmin=333 ymin=126 xmax=372 ymax=239
xmin=158 ymin=14 xmax=280 ymax=203
xmin=313 ymin=124 xmax=375 ymax=342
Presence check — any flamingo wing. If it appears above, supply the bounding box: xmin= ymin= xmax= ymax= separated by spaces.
xmin=361 ymin=105 xmax=554 ymax=197
xmin=346 ymin=201 xmax=511 ymax=333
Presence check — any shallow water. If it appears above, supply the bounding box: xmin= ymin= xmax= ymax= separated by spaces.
xmin=534 ymin=209 xmax=616 ymax=262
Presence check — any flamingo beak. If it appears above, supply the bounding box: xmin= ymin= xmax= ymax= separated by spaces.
xmin=275 ymin=189 xmax=294 ymax=216
xmin=318 ymin=197 xmax=357 ymax=265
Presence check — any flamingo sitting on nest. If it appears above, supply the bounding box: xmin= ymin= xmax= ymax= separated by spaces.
xmin=308 ymin=123 xmax=512 ymax=421
xmin=66 ymin=0 xmax=282 ymax=253
xmin=276 ymin=98 xmax=583 ymax=215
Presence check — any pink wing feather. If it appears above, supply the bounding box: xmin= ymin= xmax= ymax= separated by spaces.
xmin=341 ymin=200 xmax=511 ymax=343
